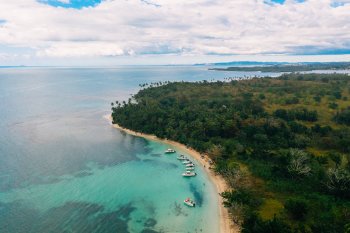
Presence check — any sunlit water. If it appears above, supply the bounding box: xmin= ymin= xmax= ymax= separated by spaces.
xmin=0 ymin=66 xmax=304 ymax=233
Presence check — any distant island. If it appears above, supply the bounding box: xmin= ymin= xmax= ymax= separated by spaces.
xmin=195 ymin=61 xmax=289 ymax=67
xmin=209 ymin=62 xmax=350 ymax=72
xmin=112 ymin=73 xmax=350 ymax=233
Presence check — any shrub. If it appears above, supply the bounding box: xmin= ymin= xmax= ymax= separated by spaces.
xmin=221 ymin=188 xmax=262 ymax=208
xmin=242 ymin=213 xmax=292 ymax=233
xmin=314 ymin=95 xmax=321 ymax=103
xmin=326 ymin=167 xmax=350 ymax=198
xmin=287 ymin=149 xmax=312 ymax=178
xmin=259 ymin=93 xmax=266 ymax=100
xmin=274 ymin=108 xmax=318 ymax=122
xmin=333 ymin=107 xmax=350 ymax=125
xmin=284 ymin=198 xmax=308 ymax=221
xmin=285 ymin=97 xmax=299 ymax=105
xmin=329 ymin=102 xmax=338 ymax=109
xmin=332 ymin=91 xmax=342 ymax=100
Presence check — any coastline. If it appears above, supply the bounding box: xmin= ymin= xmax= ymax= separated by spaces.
xmin=108 ymin=116 xmax=239 ymax=233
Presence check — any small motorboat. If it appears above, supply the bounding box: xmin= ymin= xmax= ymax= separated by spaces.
xmin=182 ymin=171 xmax=196 ymax=177
xmin=177 ymin=155 xmax=187 ymax=160
xmin=165 ymin=148 xmax=176 ymax=154
xmin=182 ymin=160 xmax=191 ymax=164
xmin=186 ymin=167 xmax=195 ymax=171
xmin=184 ymin=198 xmax=196 ymax=207
xmin=186 ymin=163 xmax=195 ymax=167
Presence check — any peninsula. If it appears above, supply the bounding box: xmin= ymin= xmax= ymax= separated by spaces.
xmin=112 ymin=73 xmax=350 ymax=233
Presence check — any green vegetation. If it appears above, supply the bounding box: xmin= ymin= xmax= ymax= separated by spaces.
xmin=334 ymin=107 xmax=350 ymax=125
xmin=284 ymin=198 xmax=308 ymax=221
xmin=112 ymin=73 xmax=350 ymax=232
xmin=210 ymin=62 xmax=350 ymax=72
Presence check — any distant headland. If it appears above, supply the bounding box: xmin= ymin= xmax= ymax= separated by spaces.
xmin=208 ymin=62 xmax=350 ymax=73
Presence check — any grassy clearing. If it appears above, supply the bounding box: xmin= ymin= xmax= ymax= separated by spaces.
xmin=259 ymin=198 xmax=284 ymax=220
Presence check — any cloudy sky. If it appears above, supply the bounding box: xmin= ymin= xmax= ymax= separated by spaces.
xmin=0 ymin=0 xmax=350 ymax=65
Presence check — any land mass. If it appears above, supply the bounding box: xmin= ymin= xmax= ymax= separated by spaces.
xmin=209 ymin=62 xmax=350 ymax=72
xmin=111 ymin=73 xmax=350 ymax=233
xmin=195 ymin=61 xmax=288 ymax=66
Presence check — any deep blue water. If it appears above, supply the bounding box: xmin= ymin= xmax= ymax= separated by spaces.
xmin=0 ymin=66 xmax=245 ymax=233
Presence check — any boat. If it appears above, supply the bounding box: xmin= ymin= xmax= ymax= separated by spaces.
xmin=186 ymin=163 xmax=195 ymax=167
xmin=165 ymin=148 xmax=176 ymax=154
xmin=182 ymin=171 xmax=196 ymax=177
xmin=184 ymin=198 xmax=196 ymax=207
xmin=182 ymin=160 xmax=191 ymax=164
xmin=177 ymin=155 xmax=187 ymax=160
xmin=186 ymin=167 xmax=195 ymax=171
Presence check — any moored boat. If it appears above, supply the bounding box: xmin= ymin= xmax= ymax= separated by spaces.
xmin=165 ymin=148 xmax=176 ymax=154
xmin=182 ymin=160 xmax=191 ymax=164
xmin=186 ymin=167 xmax=195 ymax=171
xmin=184 ymin=198 xmax=196 ymax=207
xmin=177 ymin=155 xmax=187 ymax=160
xmin=182 ymin=171 xmax=196 ymax=177
xmin=186 ymin=163 xmax=195 ymax=167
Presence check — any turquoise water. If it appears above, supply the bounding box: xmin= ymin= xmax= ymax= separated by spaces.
xmin=0 ymin=67 xmax=281 ymax=233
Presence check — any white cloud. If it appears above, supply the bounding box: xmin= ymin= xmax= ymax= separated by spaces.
xmin=37 ymin=41 xmax=125 ymax=57
xmin=0 ymin=0 xmax=349 ymax=60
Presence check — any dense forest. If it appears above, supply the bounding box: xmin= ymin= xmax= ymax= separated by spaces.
xmin=210 ymin=62 xmax=350 ymax=72
xmin=112 ymin=74 xmax=350 ymax=233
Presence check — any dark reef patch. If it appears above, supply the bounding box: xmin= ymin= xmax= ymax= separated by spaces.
xmin=173 ymin=202 xmax=188 ymax=216
xmin=141 ymin=229 xmax=161 ymax=233
xmin=142 ymin=159 xmax=154 ymax=163
xmin=189 ymin=183 xmax=203 ymax=207
xmin=0 ymin=201 xmax=136 ymax=233
xmin=74 ymin=170 xmax=94 ymax=178
xmin=151 ymin=160 xmax=178 ymax=169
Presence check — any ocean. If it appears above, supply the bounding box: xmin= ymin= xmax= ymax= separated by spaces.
xmin=0 ymin=66 xmax=281 ymax=233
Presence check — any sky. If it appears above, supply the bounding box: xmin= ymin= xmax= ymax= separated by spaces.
xmin=0 ymin=0 xmax=350 ymax=66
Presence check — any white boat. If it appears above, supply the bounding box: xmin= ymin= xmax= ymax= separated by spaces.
xmin=186 ymin=167 xmax=195 ymax=171
xmin=184 ymin=198 xmax=196 ymax=207
xmin=165 ymin=148 xmax=176 ymax=154
xmin=182 ymin=160 xmax=191 ymax=164
xmin=177 ymin=155 xmax=187 ymax=160
xmin=186 ymin=163 xmax=195 ymax=167
xmin=182 ymin=171 xmax=196 ymax=177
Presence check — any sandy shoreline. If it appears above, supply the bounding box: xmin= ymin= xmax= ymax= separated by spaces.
xmin=107 ymin=116 xmax=239 ymax=233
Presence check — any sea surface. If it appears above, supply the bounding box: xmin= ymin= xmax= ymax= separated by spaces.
xmin=1 ymin=66 xmax=345 ymax=233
